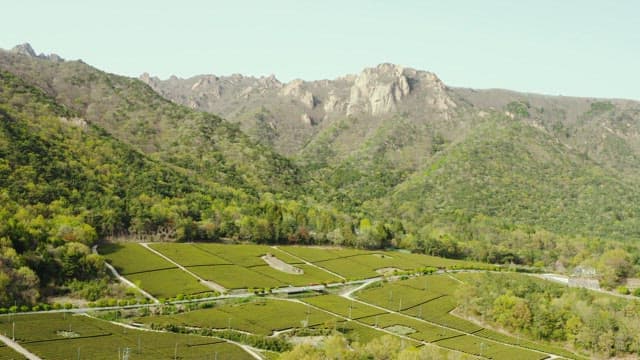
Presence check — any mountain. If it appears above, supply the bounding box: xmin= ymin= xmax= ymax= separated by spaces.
xmin=3 ymin=42 xmax=640 ymax=273
xmin=0 ymin=45 xmax=300 ymax=196
xmin=141 ymin=61 xmax=640 ymax=246
xmin=0 ymin=45 xmax=361 ymax=306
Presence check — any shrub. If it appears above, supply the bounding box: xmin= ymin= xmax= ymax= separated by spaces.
xmin=616 ymin=286 xmax=630 ymax=295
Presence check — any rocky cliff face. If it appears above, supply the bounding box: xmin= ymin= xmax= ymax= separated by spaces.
xmin=138 ymin=63 xmax=459 ymax=154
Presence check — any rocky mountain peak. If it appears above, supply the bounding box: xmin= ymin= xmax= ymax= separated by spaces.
xmin=347 ymin=63 xmax=413 ymax=116
xmin=10 ymin=43 xmax=64 ymax=62
xmin=11 ymin=43 xmax=37 ymax=57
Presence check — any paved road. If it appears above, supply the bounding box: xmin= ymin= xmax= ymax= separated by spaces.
xmin=0 ymin=334 xmax=42 ymax=360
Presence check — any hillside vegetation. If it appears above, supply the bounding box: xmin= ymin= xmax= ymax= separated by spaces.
xmin=2 ymin=46 xmax=640 ymax=307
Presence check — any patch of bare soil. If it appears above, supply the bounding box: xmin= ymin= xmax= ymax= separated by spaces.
xmin=262 ymin=253 xmax=304 ymax=275
xmin=376 ymin=267 xmax=401 ymax=276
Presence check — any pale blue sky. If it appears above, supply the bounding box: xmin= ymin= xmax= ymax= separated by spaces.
xmin=2 ymin=0 xmax=639 ymax=100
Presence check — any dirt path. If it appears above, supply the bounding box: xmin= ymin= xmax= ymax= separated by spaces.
xmin=93 ymin=245 xmax=159 ymax=304
xmin=81 ymin=313 xmax=263 ymax=360
xmin=270 ymin=297 xmax=471 ymax=359
xmin=139 ymin=243 xmax=227 ymax=294
xmin=271 ymin=246 xmax=346 ymax=280
xmin=0 ymin=334 xmax=42 ymax=360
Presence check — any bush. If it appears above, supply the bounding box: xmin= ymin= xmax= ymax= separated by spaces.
xmin=616 ymin=286 xmax=630 ymax=295
xmin=633 ymin=288 xmax=640 ymax=297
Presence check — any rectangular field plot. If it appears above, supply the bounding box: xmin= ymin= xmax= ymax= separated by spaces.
xmin=188 ymin=265 xmax=281 ymax=289
xmin=126 ymin=268 xmax=209 ymax=298
xmin=403 ymin=296 xmax=483 ymax=333
xmin=357 ymin=313 xmax=461 ymax=342
xmin=194 ymin=243 xmax=302 ymax=267
xmin=436 ymin=335 xmax=547 ymax=360
xmin=396 ymin=274 xmax=461 ymax=294
xmin=100 ymin=243 xmax=175 ymax=275
xmin=280 ymin=246 xmax=372 ymax=263
xmin=356 ymin=283 xmax=443 ymax=312
xmin=135 ymin=299 xmax=337 ymax=335
xmin=348 ymin=253 xmax=424 ymax=271
xmin=313 ymin=258 xmax=378 ymax=279
xmin=148 ymin=243 xmax=231 ymax=266
xmin=0 ymin=313 xmax=253 ymax=360
xmin=355 ymin=275 xmax=461 ymax=311
xmin=336 ymin=320 xmax=418 ymax=344
xmin=302 ymin=295 xmax=386 ymax=319
xmin=0 ymin=313 xmax=111 ymax=343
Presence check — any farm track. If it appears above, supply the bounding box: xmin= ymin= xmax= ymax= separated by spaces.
xmin=140 ymin=243 xmax=227 ymax=293
xmin=93 ymin=245 xmax=159 ymax=304
xmin=79 ymin=313 xmax=264 ymax=360
xmin=272 ymin=297 xmax=473 ymax=359
xmin=0 ymin=334 xmax=43 ymax=360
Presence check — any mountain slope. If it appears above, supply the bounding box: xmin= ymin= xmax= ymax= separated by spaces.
xmin=0 ymin=46 xmax=300 ymax=195
xmin=142 ymin=60 xmax=640 ymax=247
xmin=368 ymin=116 xmax=640 ymax=240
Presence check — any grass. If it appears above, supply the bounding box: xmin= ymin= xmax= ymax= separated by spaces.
xmin=188 ymin=265 xmax=281 ymax=289
xmin=302 ymin=295 xmax=386 ymax=319
xmin=0 ymin=313 xmax=253 ymax=359
xmin=135 ymin=299 xmax=337 ymax=335
xmin=0 ymin=345 xmax=22 ymax=359
xmin=100 ymin=243 xmax=175 ymax=275
xmin=126 ymin=268 xmax=210 ymax=298
xmin=194 ymin=243 xmax=301 ymax=267
xmin=313 ymin=258 xmax=378 ymax=279
xmin=148 ymin=243 xmax=231 ymax=266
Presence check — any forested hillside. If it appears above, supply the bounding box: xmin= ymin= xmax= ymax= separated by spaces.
xmin=2 ymin=45 xmax=640 ymax=307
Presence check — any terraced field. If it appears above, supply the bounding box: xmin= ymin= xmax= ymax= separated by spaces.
xmin=0 ymin=313 xmax=254 ymax=359
xmin=136 ymin=299 xmax=336 ymax=335
xmin=353 ymin=274 xmax=582 ymax=359
xmin=279 ymin=246 xmax=487 ymax=279
xmin=0 ymin=344 xmax=22 ymax=359
xmin=93 ymin=243 xmax=584 ymax=359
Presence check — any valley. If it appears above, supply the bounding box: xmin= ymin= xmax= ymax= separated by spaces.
xmin=1 ymin=42 xmax=640 ymax=359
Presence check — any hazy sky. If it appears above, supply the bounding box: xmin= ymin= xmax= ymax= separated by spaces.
xmin=2 ymin=0 xmax=639 ymax=100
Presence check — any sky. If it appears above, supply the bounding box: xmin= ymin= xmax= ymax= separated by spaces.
xmin=2 ymin=0 xmax=639 ymax=100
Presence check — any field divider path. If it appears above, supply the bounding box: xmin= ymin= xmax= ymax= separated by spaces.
xmin=81 ymin=313 xmax=264 ymax=360
xmin=271 ymin=246 xmax=347 ymax=280
xmin=140 ymin=243 xmax=227 ymax=294
xmin=341 ymin=281 xmax=558 ymax=360
xmin=0 ymin=334 xmax=43 ymax=360
xmin=93 ymin=245 xmax=159 ymax=304
xmin=272 ymin=297 xmax=472 ymax=359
